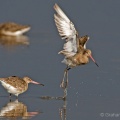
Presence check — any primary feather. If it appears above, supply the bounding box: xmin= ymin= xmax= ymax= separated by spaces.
xmin=54 ymin=3 xmax=79 ymax=57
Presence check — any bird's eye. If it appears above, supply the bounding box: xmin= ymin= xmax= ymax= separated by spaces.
xmin=85 ymin=51 xmax=89 ymax=55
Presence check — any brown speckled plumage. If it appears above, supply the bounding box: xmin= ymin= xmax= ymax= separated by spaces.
xmin=0 ymin=22 xmax=30 ymax=36
xmin=0 ymin=76 xmax=28 ymax=91
xmin=0 ymin=76 xmax=44 ymax=97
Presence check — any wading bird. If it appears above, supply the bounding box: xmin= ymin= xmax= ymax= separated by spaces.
xmin=0 ymin=76 xmax=44 ymax=98
xmin=0 ymin=22 xmax=30 ymax=36
xmin=54 ymin=4 xmax=98 ymax=88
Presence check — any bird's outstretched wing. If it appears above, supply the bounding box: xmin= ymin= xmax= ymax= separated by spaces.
xmin=54 ymin=3 xmax=79 ymax=57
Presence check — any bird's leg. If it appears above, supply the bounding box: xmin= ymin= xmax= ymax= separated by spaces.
xmin=9 ymin=93 xmax=12 ymax=98
xmin=9 ymin=94 xmax=12 ymax=102
xmin=60 ymin=69 xmax=67 ymax=88
xmin=65 ymin=69 xmax=68 ymax=88
xmin=64 ymin=66 xmax=71 ymax=88
xmin=60 ymin=66 xmax=71 ymax=89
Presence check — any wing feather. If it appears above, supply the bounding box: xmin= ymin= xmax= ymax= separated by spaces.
xmin=54 ymin=3 xmax=79 ymax=57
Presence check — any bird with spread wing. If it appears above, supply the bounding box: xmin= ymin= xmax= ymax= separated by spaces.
xmin=54 ymin=3 xmax=98 ymax=89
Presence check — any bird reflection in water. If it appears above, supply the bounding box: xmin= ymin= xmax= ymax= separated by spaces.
xmin=0 ymin=99 xmax=40 ymax=119
xmin=40 ymin=88 xmax=67 ymax=120
xmin=40 ymin=95 xmax=67 ymax=120
xmin=40 ymin=96 xmax=67 ymax=120
xmin=0 ymin=35 xmax=29 ymax=47
xmin=59 ymin=97 xmax=67 ymax=120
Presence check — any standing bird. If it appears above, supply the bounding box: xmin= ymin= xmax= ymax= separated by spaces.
xmin=54 ymin=4 xmax=99 ymax=88
xmin=0 ymin=22 xmax=30 ymax=36
xmin=0 ymin=76 xmax=44 ymax=98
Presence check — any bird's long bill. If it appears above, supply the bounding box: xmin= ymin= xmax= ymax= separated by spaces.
xmin=89 ymin=55 xmax=99 ymax=67
xmin=28 ymin=112 xmax=39 ymax=116
xmin=31 ymin=80 xmax=44 ymax=86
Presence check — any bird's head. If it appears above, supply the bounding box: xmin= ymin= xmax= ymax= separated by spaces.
xmin=84 ymin=49 xmax=99 ymax=67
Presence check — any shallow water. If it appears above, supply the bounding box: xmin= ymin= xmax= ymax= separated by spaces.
xmin=0 ymin=0 xmax=120 ymax=120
